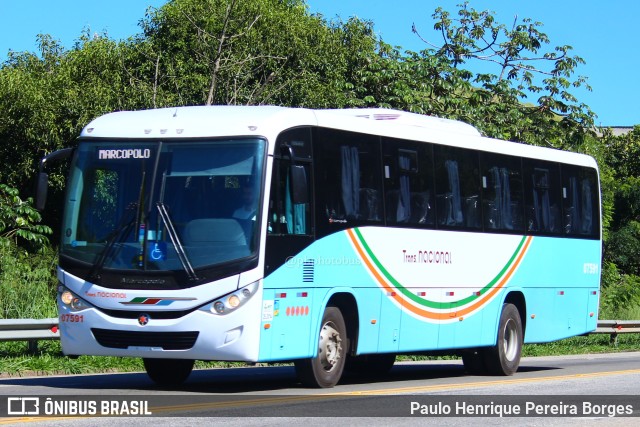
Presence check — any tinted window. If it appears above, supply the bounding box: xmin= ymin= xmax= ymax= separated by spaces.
xmin=480 ymin=152 xmax=524 ymax=232
xmin=383 ymin=138 xmax=435 ymax=227
xmin=269 ymin=128 xmax=313 ymax=236
xmin=62 ymin=139 xmax=265 ymax=270
xmin=561 ymin=165 xmax=599 ymax=238
xmin=523 ymin=159 xmax=561 ymax=234
xmin=315 ymin=128 xmax=382 ymax=228
xmin=434 ymin=145 xmax=481 ymax=229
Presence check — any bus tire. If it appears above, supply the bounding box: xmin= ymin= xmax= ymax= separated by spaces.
xmin=345 ymin=353 xmax=396 ymax=376
xmin=294 ymin=306 xmax=347 ymax=388
xmin=483 ymin=303 xmax=523 ymax=376
xmin=143 ymin=358 xmax=194 ymax=386
xmin=461 ymin=349 xmax=487 ymax=375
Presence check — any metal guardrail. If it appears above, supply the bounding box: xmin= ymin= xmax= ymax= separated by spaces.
xmin=0 ymin=318 xmax=60 ymax=353
xmin=0 ymin=318 xmax=637 ymax=350
xmin=592 ymin=320 xmax=640 ymax=345
xmin=593 ymin=320 xmax=640 ymax=334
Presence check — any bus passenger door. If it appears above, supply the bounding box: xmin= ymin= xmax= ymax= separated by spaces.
xmin=262 ymin=128 xmax=315 ymax=359
xmin=264 ymin=129 xmax=314 ymax=276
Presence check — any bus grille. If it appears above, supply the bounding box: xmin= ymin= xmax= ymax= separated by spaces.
xmin=91 ymin=328 xmax=199 ymax=350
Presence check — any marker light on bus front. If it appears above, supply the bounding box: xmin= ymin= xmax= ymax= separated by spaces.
xmin=204 ymin=282 xmax=259 ymax=315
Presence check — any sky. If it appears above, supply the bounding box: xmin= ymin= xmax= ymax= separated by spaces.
xmin=0 ymin=1 xmax=637 ymax=126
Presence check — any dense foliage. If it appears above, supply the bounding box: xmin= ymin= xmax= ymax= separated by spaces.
xmin=0 ymin=0 xmax=637 ymax=318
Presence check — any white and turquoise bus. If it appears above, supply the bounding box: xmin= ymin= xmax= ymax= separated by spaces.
xmin=38 ymin=106 xmax=601 ymax=388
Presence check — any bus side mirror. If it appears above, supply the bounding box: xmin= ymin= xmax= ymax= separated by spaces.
xmin=290 ymin=165 xmax=308 ymax=205
xmin=35 ymin=147 xmax=74 ymax=210
xmin=35 ymin=172 xmax=49 ymax=211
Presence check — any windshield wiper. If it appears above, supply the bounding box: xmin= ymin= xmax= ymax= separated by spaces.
xmin=156 ymin=202 xmax=198 ymax=281
xmin=89 ymin=203 xmax=137 ymax=282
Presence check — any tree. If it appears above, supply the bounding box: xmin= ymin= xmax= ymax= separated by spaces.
xmin=601 ymin=127 xmax=640 ymax=273
xmin=0 ymin=33 xmax=153 ymax=191
xmin=0 ymin=184 xmax=50 ymax=250
xmin=600 ymin=126 xmax=640 ymax=182
xmin=0 ymin=0 xmax=636 ymax=319
xmin=0 ymin=0 xmax=381 ymax=213
xmin=407 ymin=2 xmax=595 ymax=148
xmin=139 ymin=0 xmax=378 ymax=107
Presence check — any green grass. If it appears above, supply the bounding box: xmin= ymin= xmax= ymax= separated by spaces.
xmin=0 ymin=340 xmax=255 ymax=377
xmin=0 ymin=341 xmax=143 ymax=376
xmin=0 ymin=245 xmax=58 ymax=319
xmin=523 ymin=333 xmax=640 ymax=357
xmin=616 ymin=305 xmax=640 ymax=321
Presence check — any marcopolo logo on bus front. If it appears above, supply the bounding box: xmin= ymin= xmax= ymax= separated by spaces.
xmin=98 ymin=149 xmax=151 ymax=160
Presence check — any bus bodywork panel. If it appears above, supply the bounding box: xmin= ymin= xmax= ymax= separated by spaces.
xmin=57 ymin=269 xmax=263 ymax=361
xmin=58 ymin=220 xmax=600 ymax=362
xmin=259 ymin=227 xmax=601 ymax=360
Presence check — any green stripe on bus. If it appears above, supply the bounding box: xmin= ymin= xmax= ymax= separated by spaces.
xmin=353 ymin=228 xmax=527 ymax=310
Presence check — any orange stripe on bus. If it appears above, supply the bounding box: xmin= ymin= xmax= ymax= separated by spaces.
xmin=346 ymin=229 xmax=532 ymax=321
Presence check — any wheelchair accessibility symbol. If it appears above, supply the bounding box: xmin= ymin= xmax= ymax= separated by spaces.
xmin=149 ymin=242 xmax=166 ymax=261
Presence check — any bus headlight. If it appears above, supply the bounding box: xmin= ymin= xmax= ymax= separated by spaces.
xmin=203 ymin=282 xmax=259 ymax=316
xmin=228 ymin=295 xmax=241 ymax=308
xmin=71 ymin=297 xmax=90 ymax=311
xmin=61 ymin=290 xmax=74 ymax=305
xmin=213 ymin=301 xmax=225 ymax=314
xmin=58 ymin=287 xmax=92 ymax=312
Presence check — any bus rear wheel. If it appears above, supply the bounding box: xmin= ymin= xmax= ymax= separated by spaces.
xmin=143 ymin=358 xmax=194 ymax=386
xmin=294 ymin=306 xmax=347 ymax=388
xmin=483 ymin=303 xmax=523 ymax=376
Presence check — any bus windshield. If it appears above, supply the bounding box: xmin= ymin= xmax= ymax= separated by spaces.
xmin=60 ymin=138 xmax=266 ymax=275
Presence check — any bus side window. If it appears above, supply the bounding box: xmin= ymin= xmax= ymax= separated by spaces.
xmin=383 ymin=138 xmax=435 ymax=227
xmin=562 ymin=165 xmax=598 ymax=237
xmin=316 ymin=128 xmax=382 ymax=225
xmin=523 ymin=160 xmax=561 ymax=234
xmin=269 ymin=158 xmax=311 ymax=235
xmin=270 ymin=129 xmax=312 ymax=236
xmin=340 ymin=145 xmax=382 ymax=222
xmin=480 ymin=152 xmax=524 ymax=232
xmin=434 ymin=145 xmax=481 ymax=229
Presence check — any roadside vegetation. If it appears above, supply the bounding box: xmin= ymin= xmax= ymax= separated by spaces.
xmin=1 ymin=0 xmax=639 ymax=375
xmin=2 ymin=336 xmax=639 ymax=377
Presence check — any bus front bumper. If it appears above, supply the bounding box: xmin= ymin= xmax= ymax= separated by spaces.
xmin=57 ymin=293 xmax=262 ymax=362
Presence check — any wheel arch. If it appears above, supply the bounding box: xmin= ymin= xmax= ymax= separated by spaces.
xmin=313 ymin=290 xmax=359 ymax=356
xmin=502 ymin=290 xmax=527 ymax=335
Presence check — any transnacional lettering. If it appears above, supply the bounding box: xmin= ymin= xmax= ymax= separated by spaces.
xmin=403 ymin=249 xmax=452 ymax=265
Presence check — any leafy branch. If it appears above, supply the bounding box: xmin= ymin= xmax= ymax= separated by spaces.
xmin=0 ymin=184 xmax=51 ymax=250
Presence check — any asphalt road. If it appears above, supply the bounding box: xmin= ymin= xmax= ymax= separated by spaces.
xmin=0 ymin=351 xmax=639 ymax=426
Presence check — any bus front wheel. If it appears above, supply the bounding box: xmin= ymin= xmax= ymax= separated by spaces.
xmin=143 ymin=358 xmax=194 ymax=386
xmin=294 ymin=306 xmax=347 ymax=388
xmin=483 ymin=303 xmax=523 ymax=376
